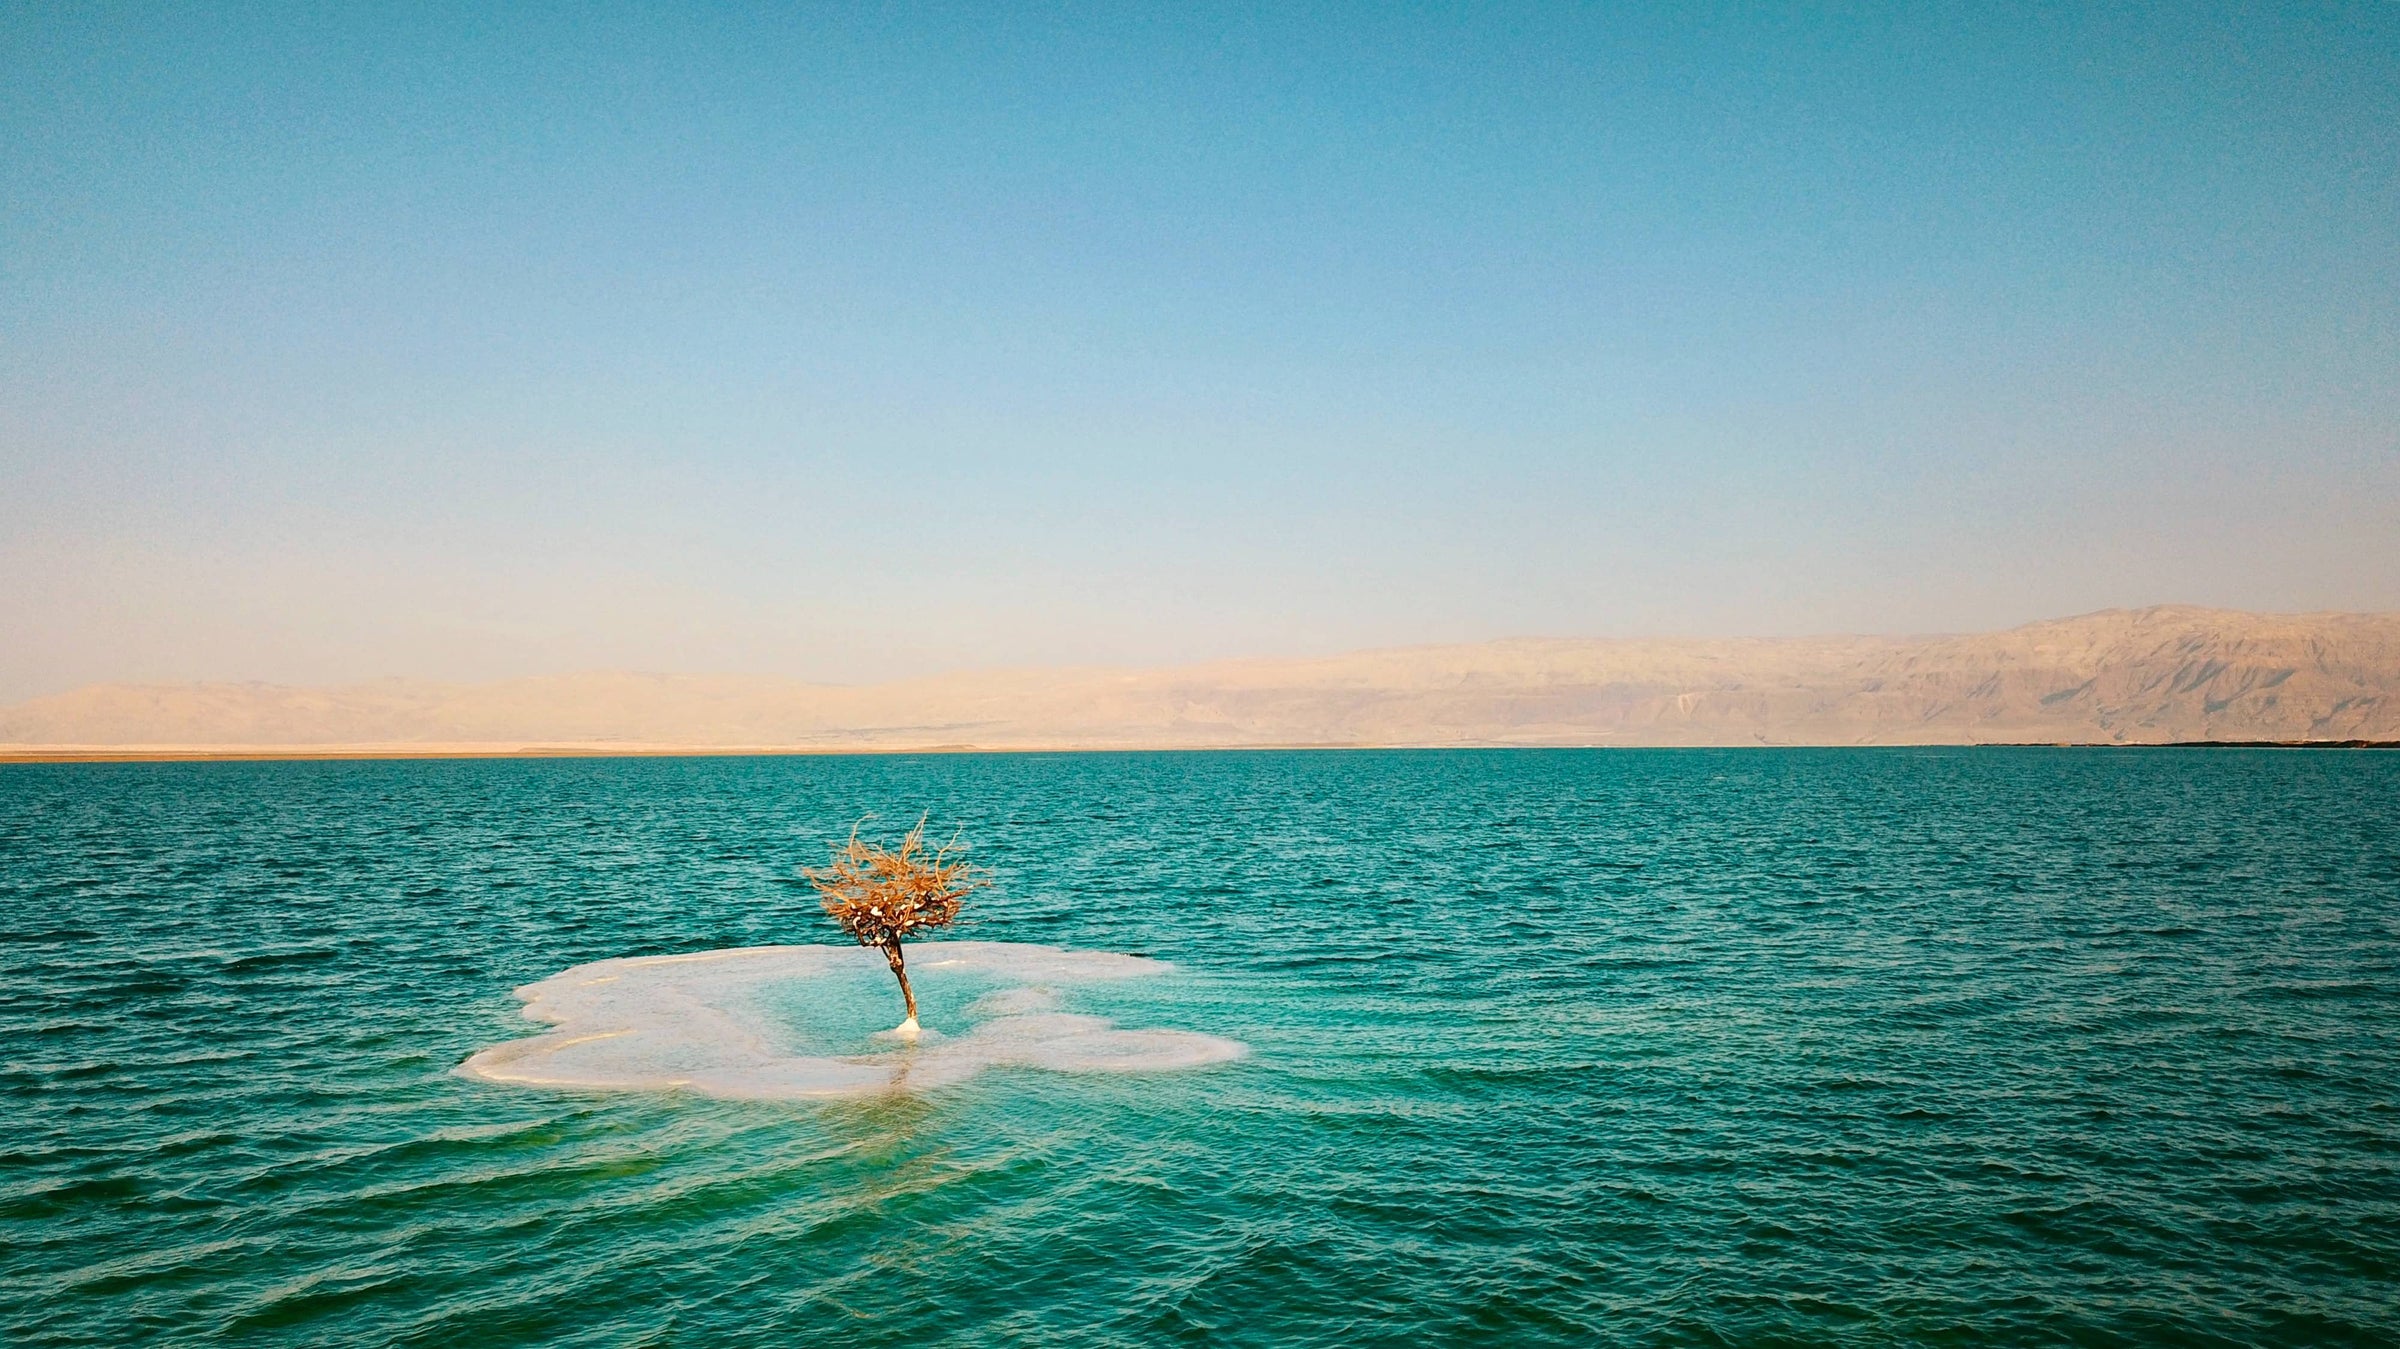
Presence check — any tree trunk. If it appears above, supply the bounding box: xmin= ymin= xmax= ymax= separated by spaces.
xmin=882 ymin=940 xmax=918 ymax=1022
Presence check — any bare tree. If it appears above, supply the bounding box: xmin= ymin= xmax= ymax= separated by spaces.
xmin=802 ymin=816 xmax=990 ymax=1038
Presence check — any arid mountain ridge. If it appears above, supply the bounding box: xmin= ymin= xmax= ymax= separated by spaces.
xmin=5 ymin=606 xmax=2396 ymax=755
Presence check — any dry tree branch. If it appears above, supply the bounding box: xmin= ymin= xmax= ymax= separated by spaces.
xmin=800 ymin=813 xmax=992 ymax=1034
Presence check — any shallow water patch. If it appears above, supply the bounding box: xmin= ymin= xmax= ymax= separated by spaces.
xmin=458 ymin=941 xmax=1247 ymax=1100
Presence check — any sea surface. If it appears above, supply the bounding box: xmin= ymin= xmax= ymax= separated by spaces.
xmin=3 ymin=749 xmax=2397 ymax=1346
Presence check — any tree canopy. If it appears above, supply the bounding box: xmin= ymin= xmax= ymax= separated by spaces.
xmin=802 ymin=816 xmax=989 ymax=1033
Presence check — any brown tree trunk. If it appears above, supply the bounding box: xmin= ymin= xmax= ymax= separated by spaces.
xmin=882 ymin=940 xmax=918 ymax=1021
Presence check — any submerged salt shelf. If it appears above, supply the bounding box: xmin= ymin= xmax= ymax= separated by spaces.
xmin=459 ymin=941 xmax=1247 ymax=1100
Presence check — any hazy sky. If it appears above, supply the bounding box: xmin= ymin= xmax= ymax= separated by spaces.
xmin=4 ymin=3 xmax=2395 ymax=700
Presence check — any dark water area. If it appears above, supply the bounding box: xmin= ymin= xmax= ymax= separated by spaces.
xmin=3 ymin=749 xmax=2396 ymax=1345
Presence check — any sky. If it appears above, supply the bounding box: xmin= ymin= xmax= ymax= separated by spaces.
xmin=3 ymin=2 xmax=2395 ymax=700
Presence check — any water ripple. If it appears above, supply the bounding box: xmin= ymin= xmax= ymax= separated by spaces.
xmin=2 ymin=749 xmax=2397 ymax=1344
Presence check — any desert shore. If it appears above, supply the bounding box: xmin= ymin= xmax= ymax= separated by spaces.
xmin=6 ymin=606 xmax=2397 ymax=757
xmin=0 ymin=740 xmax=1383 ymax=763
xmin=8 ymin=739 xmax=2396 ymax=764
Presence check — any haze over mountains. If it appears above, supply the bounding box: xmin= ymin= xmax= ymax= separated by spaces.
xmin=5 ymin=607 xmax=2396 ymax=756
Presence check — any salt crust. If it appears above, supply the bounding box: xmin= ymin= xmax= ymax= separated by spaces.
xmin=458 ymin=941 xmax=1246 ymax=1100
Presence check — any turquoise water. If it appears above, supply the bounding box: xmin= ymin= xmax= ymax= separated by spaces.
xmin=4 ymin=749 xmax=2397 ymax=1345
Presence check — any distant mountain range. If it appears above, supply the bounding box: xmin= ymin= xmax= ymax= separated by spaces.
xmin=6 ymin=607 xmax=2397 ymax=756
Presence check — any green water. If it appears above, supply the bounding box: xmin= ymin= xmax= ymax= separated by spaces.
xmin=4 ymin=749 xmax=2396 ymax=1345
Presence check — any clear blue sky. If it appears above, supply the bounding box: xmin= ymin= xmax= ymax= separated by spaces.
xmin=3 ymin=2 xmax=2395 ymax=698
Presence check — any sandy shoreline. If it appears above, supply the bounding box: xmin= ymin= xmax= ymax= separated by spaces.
xmin=8 ymin=611 xmax=2397 ymax=755
xmin=6 ymin=739 xmax=2396 ymax=763
xmin=0 ymin=741 xmax=1397 ymax=763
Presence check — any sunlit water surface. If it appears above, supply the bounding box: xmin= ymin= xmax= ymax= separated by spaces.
xmin=3 ymin=750 xmax=2396 ymax=1345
